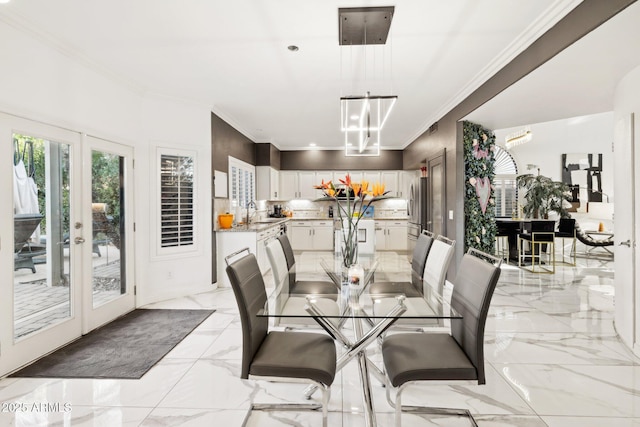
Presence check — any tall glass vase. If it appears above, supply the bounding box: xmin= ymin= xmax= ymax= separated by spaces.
xmin=341 ymin=226 xmax=358 ymax=269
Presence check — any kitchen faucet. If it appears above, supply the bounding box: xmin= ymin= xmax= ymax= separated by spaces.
xmin=246 ymin=200 xmax=257 ymax=225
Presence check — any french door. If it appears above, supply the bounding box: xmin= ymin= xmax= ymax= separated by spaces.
xmin=81 ymin=136 xmax=135 ymax=333
xmin=0 ymin=113 xmax=135 ymax=376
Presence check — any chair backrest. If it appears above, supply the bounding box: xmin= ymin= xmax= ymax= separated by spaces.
xmin=530 ymin=220 xmax=555 ymax=233
xmin=422 ymin=235 xmax=455 ymax=295
xmin=277 ymin=234 xmax=297 ymax=288
xmin=410 ymin=230 xmax=434 ymax=289
xmin=558 ymin=218 xmax=576 ymax=234
xmin=450 ymin=249 xmax=501 ymax=385
xmin=225 ymin=252 xmax=269 ymax=379
xmin=266 ymin=239 xmax=290 ymax=295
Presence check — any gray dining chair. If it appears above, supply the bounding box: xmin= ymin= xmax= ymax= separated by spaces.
xmin=225 ymin=249 xmax=337 ymax=427
xmin=381 ymin=248 xmax=502 ymax=427
xmin=369 ymin=230 xmax=435 ymax=297
xmin=373 ymin=234 xmax=455 ymax=329
xmin=265 ymin=239 xmax=340 ymax=328
xmin=276 ymin=234 xmax=339 ymax=299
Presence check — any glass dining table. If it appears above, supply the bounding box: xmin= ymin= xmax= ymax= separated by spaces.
xmin=257 ymin=252 xmax=462 ymax=427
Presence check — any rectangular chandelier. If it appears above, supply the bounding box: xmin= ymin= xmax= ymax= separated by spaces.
xmin=341 ymin=93 xmax=397 ymax=156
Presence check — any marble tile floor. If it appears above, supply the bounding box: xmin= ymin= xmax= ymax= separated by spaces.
xmin=1 ymin=253 xmax=638 ymax=426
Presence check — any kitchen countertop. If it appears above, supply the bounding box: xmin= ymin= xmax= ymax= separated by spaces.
xmin=288 ymin=217 xmax=408 ymax=221
xmin=216 ymin=218 xmax=288 ymax=232
xmin=216 ymin=216 xmax=409 ymax=232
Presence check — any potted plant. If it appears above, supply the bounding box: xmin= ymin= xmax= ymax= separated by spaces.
xmin=516 ymin=174 xmax=571 ymax=219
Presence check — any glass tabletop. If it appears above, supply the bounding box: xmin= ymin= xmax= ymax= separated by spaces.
xmin=258 ymin=251 xmax=461 ymax=320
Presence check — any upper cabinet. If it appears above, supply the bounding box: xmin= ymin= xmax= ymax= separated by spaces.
xmin=279 ymin=171 xmax=299 ymax=199
xmin=275 ymin=170 xmax=413 ymax=200
xmin=256 ymin=166 xmax=280 ymax=200
xmin=399 ymin=171 xmax=416 ymax=199
xmin=297 ymin=171 xmax=317 ymax=199
xmin=380 ymin=171 xmax=398 ymax=196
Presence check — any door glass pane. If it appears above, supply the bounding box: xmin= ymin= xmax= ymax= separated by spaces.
xmin=91 ymin=150 xmax=126 ymax=308
xmin=13 ymin=134 xmax=71 ymax=339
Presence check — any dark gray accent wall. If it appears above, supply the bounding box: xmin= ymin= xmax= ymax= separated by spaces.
xmin=281 ymin=150 xmax=403 ymax=170
xmin=402 ymin=0 xmax=635 ymax=277
xmin=211 ymin=112 xmax=255 ymax=173
xmin=255 ymin=143 xmax=281 ymax=169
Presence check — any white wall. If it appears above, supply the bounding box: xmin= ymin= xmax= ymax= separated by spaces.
xmin=0 ymin=21 xmax=213 ymax=307
xmin=494 ymin=112 xmax=615 ymax=202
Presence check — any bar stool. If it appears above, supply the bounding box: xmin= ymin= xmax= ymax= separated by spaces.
xmin=518 ymin=220 xmax=555 ymax=274
xmin=555 ymin=218 xmax=577 ymax=266
xmin=495 ymin=223 xmax=510 ymax=263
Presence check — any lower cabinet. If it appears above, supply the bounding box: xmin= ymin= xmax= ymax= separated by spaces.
xmin=374 ymin=220 xmax=408 ymax=251
xmin=256 ymin=226 xmax=281 ymax=273
xmin=290 ymin=220 xmax=334 ymax=251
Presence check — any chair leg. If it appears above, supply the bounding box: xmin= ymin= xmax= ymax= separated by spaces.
xmin=385 ymin=381 xmax=479 ymax=427
xmin=244 ymin=378 xmax=328 ymax=426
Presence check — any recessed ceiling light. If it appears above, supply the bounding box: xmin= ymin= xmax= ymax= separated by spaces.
xmin=0 ymin=0 xmax=11 ymax=4
xmin=309 ymin=143 xmax=316 ymax=147
xmin=287 ymin=45 xmax=299 ymax=52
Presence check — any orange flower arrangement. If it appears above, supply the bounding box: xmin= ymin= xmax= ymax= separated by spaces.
xmin=315 ymin=173 xmax=389 ymax=267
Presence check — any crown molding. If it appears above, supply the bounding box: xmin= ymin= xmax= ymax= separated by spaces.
xmin=401 ymin=0 xmax=582 ymax=148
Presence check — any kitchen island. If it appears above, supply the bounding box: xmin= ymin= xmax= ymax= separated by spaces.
xmin=216 ymin=218 xmax=288 ymax=287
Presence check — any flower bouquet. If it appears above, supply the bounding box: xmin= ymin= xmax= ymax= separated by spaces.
xmin=314 ymin=173 xmax=389 ymax=268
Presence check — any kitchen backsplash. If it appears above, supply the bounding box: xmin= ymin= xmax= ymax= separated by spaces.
xmin=281 ymin=198 xmax=408 ymax=219
xmin=213 ymin=197 xmax=408 ymax=229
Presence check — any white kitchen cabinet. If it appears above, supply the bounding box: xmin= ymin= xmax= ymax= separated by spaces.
xmin=312 ymin=221 xmax=334 ymax=250
xmin=374 ymin=220 xmax=408 ymax=251
xmin=279 ymin=171 xmax=299 ymax=199
xmin=217 ymin=224 xmax=282 ymax=287
xmin=363 ymin=171 xmax=380 ymax=185
xmin=290 ymin=221 xmax=313 ymax=250
xmin=375 ymin=222 xmax=386 ymax=249
xmin=386 ymin=221 xmax=408 ymax=251
xmin=256 ymin=166 xmax=280 ymax=200
xmin=399 ymin=170 xmax=416 ymax=199
xmin=279 ymin=171 xmax=319 ymax=200
xmin=381 ymin=171 xmax=399 ymax=196
xmin=298 ymin=171 xmax=317 ymax=199
xmin=290 ymin=220 xmax=334 ymax=251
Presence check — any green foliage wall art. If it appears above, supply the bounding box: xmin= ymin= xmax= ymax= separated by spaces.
xmin=463 ymin=121 xmax=497 ymax=253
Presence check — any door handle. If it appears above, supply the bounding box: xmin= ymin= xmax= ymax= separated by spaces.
xmin=619 ymin=240 xmax=632 ymax=247
xmin=74 ymin=237 xmax=85 ymax=244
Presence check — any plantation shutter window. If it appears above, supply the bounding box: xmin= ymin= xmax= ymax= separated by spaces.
xmin=160 ymin=153 xmax=194 ymax=249
xmin=228 ymin=156 xmax=255 ymax=212
xmin=493 ymin=146 xmax=518 ymax=217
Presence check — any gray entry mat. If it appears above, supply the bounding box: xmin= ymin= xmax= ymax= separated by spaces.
xmin=10 ymin=309 xmax=215 ymax=379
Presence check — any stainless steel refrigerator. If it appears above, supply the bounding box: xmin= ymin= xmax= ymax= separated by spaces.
xmin=407 ymin=176 xmax=428 ymax=255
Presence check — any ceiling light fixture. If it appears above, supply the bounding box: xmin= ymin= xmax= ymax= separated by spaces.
xmin=339 ymin=6 xmax=396 ymax=157
xmin=287 ymin=45 xmax=299 ymax=52
xmin=505 ymin=129 xmax=533 ymax=149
